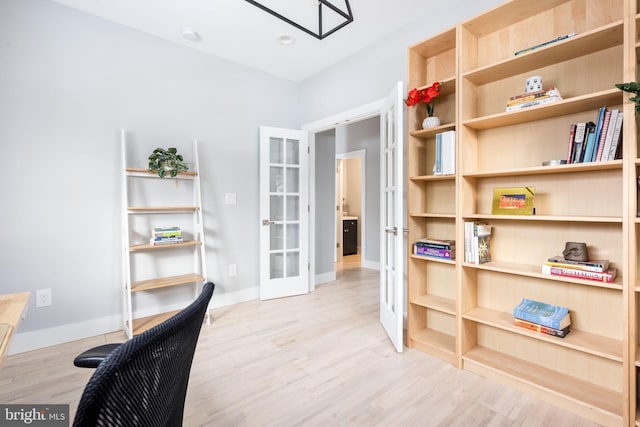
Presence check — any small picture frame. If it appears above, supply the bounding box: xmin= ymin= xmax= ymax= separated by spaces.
xmin=492 ymin=186 xmax=535 ymax=215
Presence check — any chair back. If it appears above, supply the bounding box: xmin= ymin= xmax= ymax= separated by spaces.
xmin=73 ymin=282 xmax=214 ymax=427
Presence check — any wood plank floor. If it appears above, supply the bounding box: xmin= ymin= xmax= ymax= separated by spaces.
xmin=0 ymin=259 xmax=600 ymax=426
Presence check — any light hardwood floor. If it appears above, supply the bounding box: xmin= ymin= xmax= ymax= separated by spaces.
xmin=0 ymin=259 xmax=600 ymax=426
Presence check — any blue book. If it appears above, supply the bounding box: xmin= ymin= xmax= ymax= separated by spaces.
xmin=590 ymin=106 xmax=606 ymax=162
xmin=513 ymin=298 xmax=570 ymax=330
xmin=582 ymin=122 xmax=596 ymax=163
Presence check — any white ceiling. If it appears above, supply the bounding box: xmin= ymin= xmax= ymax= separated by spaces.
xmin=50 ymin=0 xmax=433 ymax=82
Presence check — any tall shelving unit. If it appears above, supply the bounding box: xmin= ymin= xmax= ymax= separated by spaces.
xmin=630 ymin=1 xmax=640 ymax=425
xmin=121 ymin=129 xmax=209 ymax=338
xmin=406 ymin=0 xmax=635 ymax=425
xmin=406 ymin=27 xmax=459 ymax=366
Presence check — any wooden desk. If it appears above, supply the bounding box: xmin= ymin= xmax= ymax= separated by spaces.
xmin=0 ymin=292 xmax=30 ymax=367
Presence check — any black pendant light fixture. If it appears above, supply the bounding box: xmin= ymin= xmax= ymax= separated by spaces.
xmin=245 ymin=0 xmax=353 ymax=40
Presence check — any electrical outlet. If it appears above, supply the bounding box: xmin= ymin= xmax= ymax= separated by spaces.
xmin=36 ymin=288 xmax=52 ymax=308
xmin=228 ymin=264 xmax=237 ymax=276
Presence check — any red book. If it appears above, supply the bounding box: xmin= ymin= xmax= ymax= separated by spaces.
xmin=566 ymin=123 xmax=576 ymax=164
xmin=514 ymin=318 xmax=570 ymax=338
xmin=541 ymin=265 xmax=616 ymax=283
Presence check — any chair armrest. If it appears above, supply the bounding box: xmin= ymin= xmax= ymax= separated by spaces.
xmin=73 ymin=343 xmax=122 ymax=368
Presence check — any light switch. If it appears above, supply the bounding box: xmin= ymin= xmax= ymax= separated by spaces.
xmin=225 ymin=193 xmax=236 ymax=205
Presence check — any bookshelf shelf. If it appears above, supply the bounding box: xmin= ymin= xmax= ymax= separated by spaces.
xmin=131 ymin=273 xmax=205 ymax=293
xmin=462 ymin=20 xmax=624 ymax=85
xmin=462 ymin=260 xmax=623 ymax=291
xmin=409 ymin=123 xmax=456 ymax=139
xmin=129 ymin=240 xmax=202 ymax=252
xmin=462 ymin=160 xmax=622 ymax=178
xmin=462 ymin=89 xmax=622 ymax=131
xmin=128 ymin=206 xmax=199 ymax=213
xmin=410 ymin=254 xmax=456 ymax=266
xmin=409 ymin=212 xmax=455 ymax=219
xmin=411 ymin=294 xmax=456 ymax=315
xmin=131 ymin=310 xmax=181 ymax=336
xmin=410 ymin=174 xmax=455 ymax=182
xmin=126 ymin=168 xmax=197 ymax=179
xmin=463 ymin=346 xmax=623 ymax=424
xmin=463 ymin=307 xmax=623 ymax=361
xmin=408 ymin=327 xmax=456 ymax=365
xmin=462 ymin=214 xmax=623 ymax=224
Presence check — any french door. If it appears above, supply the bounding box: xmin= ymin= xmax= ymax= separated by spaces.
xmin=259 ymin=127 xmax=309 ymax=300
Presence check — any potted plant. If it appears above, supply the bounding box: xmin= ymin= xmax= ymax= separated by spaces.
xmin=405 ymin=81 xmax=442 ymax=129
xmin=615 ymin=81 xmax=640 ymax=113
xmin=148 ymin=147 xmax=189 ymax=178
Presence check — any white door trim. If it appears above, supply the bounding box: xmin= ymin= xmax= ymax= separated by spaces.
xmin=302 ymin=99 xmax=385 ymax=292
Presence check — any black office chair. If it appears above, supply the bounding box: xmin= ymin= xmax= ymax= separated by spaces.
xmin=72 ymin=282 xmax=214 ymax=427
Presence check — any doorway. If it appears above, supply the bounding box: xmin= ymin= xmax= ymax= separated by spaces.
xmin=335 ymin=150 xmax=365 ymax=268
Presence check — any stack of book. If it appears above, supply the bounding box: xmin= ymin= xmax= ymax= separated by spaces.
xmin=464 ymin=222 xmax=491 ymax=264
xmin=413 ymin=238 xmax=455 ymax=260
xmin=566 ymin=107 xmax=623 ymax=164
xmin=542 ymin=255 xmax=616 ymax=283
xmin=150 ymin=226 xmax=183 ymax=246
xmin=513 ymin=297 xmax=571 ymax=338
xmin=505 ymin=86 xmax=562 ymax=112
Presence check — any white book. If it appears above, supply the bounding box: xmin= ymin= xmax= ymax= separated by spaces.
xmin=440 ymin=130 xmax=456 ymax=175
xmin=599 ymin=109 xmax=619 ymax=162
xmin=605 ymin=112 xmax=623 ymax=161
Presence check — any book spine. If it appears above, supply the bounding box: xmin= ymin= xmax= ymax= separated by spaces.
xmin=514 ymin=319 xmax=569 ymax=338
xmin=433 ymin=133 xmax=442 ymax=175
xmin=571 ymin=122 xmax=587 ymax=163
xmin=541 ymin=265 xmax=615 ymax=283
xmin=606 ymin=112 xmax=623 ymax=161
xmin=590 ymin=106 xmax=606 ymax=162
xmin=566 ymin=123 xmax=576 ymax=164
xmin=415 ymin=242 xmax=455 ymax=250
xmin=594 ymin=110 xmax=612 ymax=161
xmin=582 ymin=122 xmax=596 ymax=163
xmin=545 ymin=261 xmax=605 ymax=273
xmin=507 ymin=88 xmax=561 ymax=105
xmin=599 ymin=110 xmax=618 ymax=162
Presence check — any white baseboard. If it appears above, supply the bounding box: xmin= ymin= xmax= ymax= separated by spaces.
xmin=315 ymin=271 xmax=336 ymax=285
xmin=9 ymin=286 xmax=260 ymax=355
xmin=362 ymin=259 xmax=380 ymax=270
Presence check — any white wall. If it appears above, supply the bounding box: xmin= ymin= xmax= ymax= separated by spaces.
xmin=1 ymin=0 xmax=300 ymax=351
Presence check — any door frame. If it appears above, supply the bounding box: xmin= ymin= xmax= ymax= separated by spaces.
xmin=302 ymin=98 xmax=385 ymax=292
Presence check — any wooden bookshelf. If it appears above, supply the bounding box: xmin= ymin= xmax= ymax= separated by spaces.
xmin=406 ymin=0 xmax=634 ymax=424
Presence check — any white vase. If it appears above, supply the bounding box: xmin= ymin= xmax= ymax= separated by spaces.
xmin=423 ymin=116 xmax=441 ymax=129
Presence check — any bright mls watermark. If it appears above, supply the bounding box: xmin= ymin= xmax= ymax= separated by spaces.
xmin=0 ymin=405 xmax=68 ymax=426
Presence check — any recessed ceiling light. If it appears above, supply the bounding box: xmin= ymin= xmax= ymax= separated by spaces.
xmin=277 ymin=34 xmax=296 ymax=45
xmin=182 ymin=28 xmax=201 ymax=42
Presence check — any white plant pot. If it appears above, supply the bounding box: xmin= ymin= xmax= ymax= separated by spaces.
xmin=422 ymin=116 xmax=441 ymax=129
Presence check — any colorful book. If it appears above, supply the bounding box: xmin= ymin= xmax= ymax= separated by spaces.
xmin=150 ymin=236 xmax=184 ymax=245
xmin=508 ymin=87 xmax=562 ymax=105
xmin=153 ymin=226 xmax=182 ymax=238
xmin=590 ymin=106 xmax=606 ymax=162
xmin=505 ymin=95 xmax=561 ymax=111
xmin=546 ymin=255 xmax=609 ymax=272
xmin=542 ymin=264 xmax=617 ymax=283
xmin=514 ymin=318 xmax=570 ymax=338
xmin=599 ymin=109 xmax=619 ymax=162
xmin=414 ymin=245 xmax=455 ymax=259
xmin=513 ymin=298 xmax=571 ymax=330
xmin=439 ymin=131 xmax=456 ymax=175
xmin=415 ymin=241 xmax=455 ymax=250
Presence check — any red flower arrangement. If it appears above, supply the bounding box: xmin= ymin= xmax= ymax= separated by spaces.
xmin=405 ymin=81 xmax=442 ymax=117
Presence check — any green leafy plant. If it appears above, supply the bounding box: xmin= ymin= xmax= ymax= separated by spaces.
xmin=148 ymin=147 xmax=189 ymax=178
xmin=615 ymin=81 xmax=640 ymax=113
